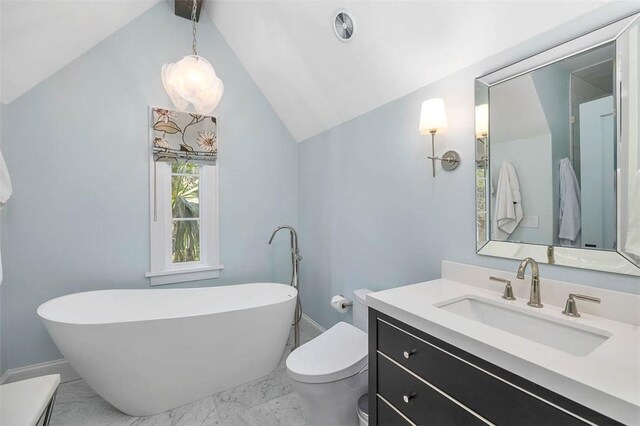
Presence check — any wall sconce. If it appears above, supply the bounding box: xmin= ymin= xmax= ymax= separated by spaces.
xmin=475 ymin=104 xmax=488 ymax=139
xmin=475 ymin=103 xmax=489 ymax=167
xmin=419 ymin=98 xmax=460 ymax=177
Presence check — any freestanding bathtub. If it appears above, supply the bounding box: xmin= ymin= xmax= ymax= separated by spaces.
xmin=37 ymin=283 xmax=297 ymax=416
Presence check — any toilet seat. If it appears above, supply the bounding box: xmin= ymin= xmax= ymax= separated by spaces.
xmin=286 ymin=322 xmax=368 ymax=384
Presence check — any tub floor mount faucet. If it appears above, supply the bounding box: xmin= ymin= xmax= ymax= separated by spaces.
xmin=269 ymin=225 xmax=302 ymax=350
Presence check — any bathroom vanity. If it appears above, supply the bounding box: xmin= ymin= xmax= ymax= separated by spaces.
xmin=366 ymin=262 xmax=640 ymax=426
xmin=365 ymin=12 xmax=640 ymax=425
xmin=370 ymin=311 xmax=619 ymax=425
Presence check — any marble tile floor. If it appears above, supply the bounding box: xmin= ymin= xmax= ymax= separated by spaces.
xmin=50 ymin=333 xmax=312 ymax=426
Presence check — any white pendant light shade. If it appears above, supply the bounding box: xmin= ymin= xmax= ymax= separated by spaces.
xmin=161 ymin=63 xmax=188 ymax=110
xmin=419 ymin=98 xmax=448 ymax=135
xmin=162 ymin=55 xmax=224 ymax=115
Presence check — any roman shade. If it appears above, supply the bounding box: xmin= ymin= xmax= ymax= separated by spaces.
xmin=151 ymin=107 xmax=217 ymax=164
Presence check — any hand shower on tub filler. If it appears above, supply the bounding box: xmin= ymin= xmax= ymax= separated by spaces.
xmin=269 ymin=225 xmax=303 ymax=349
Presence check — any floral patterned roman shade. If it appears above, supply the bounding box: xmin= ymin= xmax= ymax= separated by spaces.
xmin=151 ymin=108 xmax=218 ymax=164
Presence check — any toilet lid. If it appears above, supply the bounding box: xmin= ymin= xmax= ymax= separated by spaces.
xmin=286 ymin=322 xmax=368 ymax=384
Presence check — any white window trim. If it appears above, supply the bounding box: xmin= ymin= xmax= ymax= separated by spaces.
xmin=146 ymin=160 xmax=222 ymax=286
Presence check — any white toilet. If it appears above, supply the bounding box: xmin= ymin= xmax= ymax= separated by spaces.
xmin=286 ymin=289 xmax=371 ymax=426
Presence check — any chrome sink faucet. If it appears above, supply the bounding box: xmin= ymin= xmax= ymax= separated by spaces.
xmin=516 ymin=257 xmax=543 ymax=308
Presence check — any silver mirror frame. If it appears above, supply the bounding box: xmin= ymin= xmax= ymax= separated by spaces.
xmin=475 ymin=12 xmax=640 ymax=277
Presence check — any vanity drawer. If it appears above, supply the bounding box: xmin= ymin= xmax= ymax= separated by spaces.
xmin=377 ymin=395 xmax=413 ymax=426
xmin=377 ymin=318 xmax=589 ymax=425
xmin=377 ymin=353 xmax=486 ymax=425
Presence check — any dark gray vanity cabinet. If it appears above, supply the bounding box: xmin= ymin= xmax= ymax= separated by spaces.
xmin=368 ymin=309 xmax=621 ymax=426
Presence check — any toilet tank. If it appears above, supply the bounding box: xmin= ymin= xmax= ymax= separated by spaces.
xmin=352 ymin=289 xmax=372 ymax=332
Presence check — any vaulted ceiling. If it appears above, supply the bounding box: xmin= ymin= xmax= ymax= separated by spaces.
xmin=0 ymin=0 xmax=161 ymax=105
xmin=207 ymin=1 xmax=620 ymax=141
xmin=1 ymin=0 xmax=630 ymax=141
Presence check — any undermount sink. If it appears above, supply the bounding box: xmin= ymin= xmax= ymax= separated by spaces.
xmin=437 ymin=296 xmax=611 ymax=356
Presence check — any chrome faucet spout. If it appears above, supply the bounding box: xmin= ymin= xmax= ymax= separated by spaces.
xmin=269 ymin=225 xmax=297 ymax=246
xmin=516 ymin=257 xmax=542 ymax=308
xmin=269 ymin=225 xmax=297 ymax=244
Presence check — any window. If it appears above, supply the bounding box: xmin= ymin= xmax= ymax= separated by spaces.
xmin=146 ymin=160 xmax=222 ymax=286
xmin=171 ymin=163 xmax=201 ymax=263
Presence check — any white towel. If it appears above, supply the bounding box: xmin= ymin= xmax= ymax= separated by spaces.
xmin=0 ymin=150 xmax=11 ymax=207
xmin=624 ymin=169 xmax=640 ymax=257
xmin=558 ymin=158 xmax=581 ymax=244
xmin=492 ymin=161 xmax=523 ymax=240
xmin=0 ymin=148 xmax=12 ymax=285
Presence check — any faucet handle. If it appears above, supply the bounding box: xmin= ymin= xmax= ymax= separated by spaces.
xmin=291 ymin=248 xmax=303 ymax=261
xmin=562 ymin=293 xmax=601 ymax=318
xmin=489 ymin=276 xmax=516 ymax=301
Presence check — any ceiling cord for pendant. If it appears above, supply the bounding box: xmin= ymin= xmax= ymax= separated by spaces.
xmin=192 ymin=0 xmax=198 ymax=56
xmin=161 ymin=0 xmax=224 ymax=114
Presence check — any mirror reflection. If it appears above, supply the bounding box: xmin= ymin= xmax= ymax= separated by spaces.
xmin=489 ymin=43 xmax=615 ymax=249
xmin=476 ymin=16 xmax=640 ymax=275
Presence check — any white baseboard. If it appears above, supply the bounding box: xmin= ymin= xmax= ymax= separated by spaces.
xmin=0 ymin=359 xmax=80 ymax=385
xmin=300 ymin=314 xmax=325 ymax=338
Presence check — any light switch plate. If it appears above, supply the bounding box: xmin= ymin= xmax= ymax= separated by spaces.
xmin=520 ymin=215 xmax=539 ymax=228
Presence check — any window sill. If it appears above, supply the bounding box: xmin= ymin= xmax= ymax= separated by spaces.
xmin=145 ymin=264 xmax=224 ymax=286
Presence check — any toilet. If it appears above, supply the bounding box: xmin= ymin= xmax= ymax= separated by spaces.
xmin=286 ymin=289 xmax=371 ymax=426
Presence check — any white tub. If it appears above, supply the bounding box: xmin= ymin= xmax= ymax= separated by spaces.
xmin=37 ymin=283 xmax=297 ymax=416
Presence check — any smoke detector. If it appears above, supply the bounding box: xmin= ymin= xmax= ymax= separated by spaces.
xmin=333 ymin=9 xmax=356 ymax=42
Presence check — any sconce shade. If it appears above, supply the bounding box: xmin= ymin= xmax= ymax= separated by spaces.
xmin=419 ymin=98 xmax=448 ymax=135
xmin=475 ymin=104 xmax=489 ymax=137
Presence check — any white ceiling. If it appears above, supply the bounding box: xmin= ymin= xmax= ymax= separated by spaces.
xmin=207 ymin=1 xmax=618 ymax=142
xmin=0 ymin=0 xmax=632 ymax=141
xmin=1 ymin=0 xmax=160 ymax=104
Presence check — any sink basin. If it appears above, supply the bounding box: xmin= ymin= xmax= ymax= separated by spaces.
xmin=437 ymin=296 xmax=610 ymax=356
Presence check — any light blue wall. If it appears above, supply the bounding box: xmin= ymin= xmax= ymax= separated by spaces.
xmin=0 ymin=103 xmax=6 ymax=376
xmin=490 ymin=134 xmax=554 ymax=244
xmin=531 ymin=64 xmax=572 ymax=245
xmin=298 ymin=44 xmax=639 ymax=330
xmin=1 ymin=2 xmax=297 ymax=373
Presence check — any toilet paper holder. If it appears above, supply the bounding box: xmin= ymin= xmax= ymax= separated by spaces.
xmin=330 ymin=294 xmax=353 ymax=313
xmin=336 ymin=295 xmax=352 ymax=310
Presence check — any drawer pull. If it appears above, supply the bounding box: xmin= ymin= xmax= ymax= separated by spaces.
xmin=402 ymin=392 xmax=416 ymax=403
xmin=403 ymin=349 xmax=416 ymax=359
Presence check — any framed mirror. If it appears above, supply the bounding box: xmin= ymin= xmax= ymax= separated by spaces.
xmin=476 ymin=12 xmax=640 ymax=276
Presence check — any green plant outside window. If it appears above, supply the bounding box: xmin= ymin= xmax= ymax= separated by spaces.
xmin=171 ymin=163 xmax=201 ymax=263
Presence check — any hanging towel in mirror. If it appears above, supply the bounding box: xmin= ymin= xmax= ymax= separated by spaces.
xmin=558 ymin=158 xmax=581 ymax=244
xmin=0 ymin=149 xmax=11 ymax=207
xmin=0 ymin=148 xmax=12 ymax=285
xmin=492 ymin=161 xmax=523 ymax=240
xmin=624 ymin=170 xmax=640 ymax=257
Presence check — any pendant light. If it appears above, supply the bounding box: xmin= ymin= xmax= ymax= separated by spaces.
xmin=161 ymin=0 xmax=224 ymax=114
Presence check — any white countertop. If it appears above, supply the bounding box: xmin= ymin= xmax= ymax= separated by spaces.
xmin=367 ymin=276 xmax=640 ymax=425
